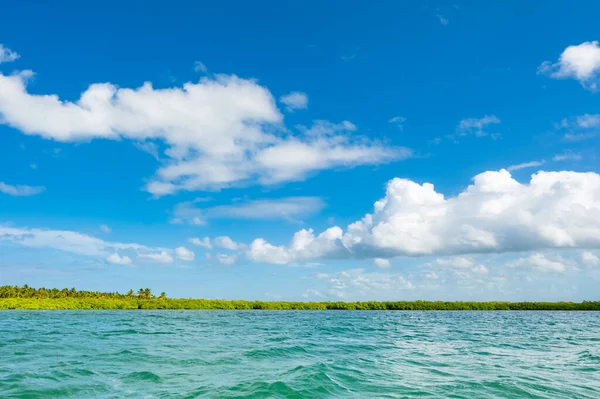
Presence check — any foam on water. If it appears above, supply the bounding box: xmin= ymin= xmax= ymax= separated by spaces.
xmin=0 ymin=311 xmax=599 ymax=398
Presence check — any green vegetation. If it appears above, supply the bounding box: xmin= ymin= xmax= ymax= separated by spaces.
xmin=1 ymin=285 xmax=599 ymax=310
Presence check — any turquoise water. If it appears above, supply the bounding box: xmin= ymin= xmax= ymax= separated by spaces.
xmin=1 ymin=311 xmax=599 ymax=398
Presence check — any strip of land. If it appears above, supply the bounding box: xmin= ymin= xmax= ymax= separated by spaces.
xmin=1 ymin=286 xmax=599 ymax=310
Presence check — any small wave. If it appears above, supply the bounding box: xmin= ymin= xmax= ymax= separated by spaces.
xmin=244 ymin=345 xmax=309 ymax=359
xmin=122 ymin=371 xmax=162 ymax=383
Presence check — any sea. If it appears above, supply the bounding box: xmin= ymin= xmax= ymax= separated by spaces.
xmin=1 ymin=310 xmax=599 ymax=398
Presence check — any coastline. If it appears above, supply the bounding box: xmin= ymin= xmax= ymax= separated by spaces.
xmin=2 ymin=298 xmax=599 ymax=310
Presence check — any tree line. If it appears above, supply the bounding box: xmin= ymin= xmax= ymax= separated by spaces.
xmin=1 ymin=285 xmax=599 ymax=310
xmin=0 ymin=285 xmax=166 ymax=300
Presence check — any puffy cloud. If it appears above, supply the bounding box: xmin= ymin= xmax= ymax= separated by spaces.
xmin=507 ymin=253 xmax=576 ymax=273
xmin=100 ymin=224 xmax=111 ymax=233
xmin=247 ymin=227 xmax=344 ymax=264
xmin=245 ymin=170 xmax=600 ymax=264
xmin=214 ymin=236 xmax=239 ymax=251
xmin=217 ymin=253 xmax=237 ymax=265
xmin=106 ymin=253 xmax=132 ymax=265
xmin=175 ymin=246 xmax=195 ymax=261
xmin=0 ymin=65 xmax=407 ymax=195
xmin=279 ymin=91 xmax=308 ymax=112
xmin=581 ymin=251 xmax=600 ymax=266
xmin=456 ymin=115 xmax=500 ymax=138
xmin=189 ymin=237 xmax=212 ymax=249
xmin=0 ymin=44 xmax=19 ymax=63
xmin=507 ymin=160 xmax=545 ymax=172
xmin=138 ymin=251 xmax=174 ymax=264
xmin=172 ymin=196 xmax=325 ymax=225
xmin=373 ymin=258 xmax=392 ymax=269
xmin=0 ymin=182 xmax=45 ymax=196
xmin=538 ymin=41 xmax=600 ymax=90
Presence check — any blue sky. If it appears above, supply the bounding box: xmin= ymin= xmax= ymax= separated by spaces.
xmin=1 ymin=0 xmax=600 ymax=300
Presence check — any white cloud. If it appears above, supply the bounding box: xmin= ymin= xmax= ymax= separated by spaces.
xmin=553 ymin=153 xmax=582 ymax=162
xmin=389 ymin=116 xmax=406 ymax=130
xmin=0 ymin=182 xmax=45 ymax=196
xmin=189 ymin=237 xmax=212 ymax=249
xmin=0 ymin=67 xmax=407 ymax=196
xmin=0 ymin=44 xmax=19 ymax=63
xmin=106 ymin=253 xmax=132 ymax=265
xmin=0 ymin=225 xmax=167 ymax=258
xmin=538 ymin=41 xmax=600 ymax=90
xmin=100 ymin=224 xmax=111 ymax=233
xmin=280 ymin=91 xmax=308 ymax=112
xmin=172 ymin=196 xmax=325 ymax=225
xmin=507 ymin=160 xmax=545 ymax=172
xmin=214 ymin=236 xmax=239 ymax=251
xmin=581 ymin=251 xmax=599 ymax=266
xmin=217 ymin=253 xmax=237 ymax=265
xmin=556 ymin=114 xmax=599 ymax=142
xmin=193 ymin=61 xmax=208 ymax=73
xmin=138 ymin=251 xmax=174 ymax=264
xmin=435 ymin=256 xmax=474 ymax=269
xmin=245 ymin=169 xmax=600 ymax=264
xmin=373 ymin=258 xmax=391 ymax=269
xmin=323 ymin=268 xmax=414 ymax=298
xmin=175 ymin=246 xmax=195 ymax=261
xmin=576 ymin=113 xmax=600 ymax=128
xmin=437 ymin=15 xmax=449 ymax=25
xmin=247 ymin=227 xmax=343 ymax=264
xmin=456 ymin=115 xmax=501 ymax=138
xmin=508 ymin=253 xmax=576 ymax=273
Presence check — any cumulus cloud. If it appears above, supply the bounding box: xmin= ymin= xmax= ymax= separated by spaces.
xmin=100 ymin=224 xmax=111 ymax=233
xmin=189 ymin=237 xmax=212 ymax=249
xmin=538 ymin=41 xmax=600 ymax=90
xmin=373 ymin=258 xmax=391 ymax=269
xmin=175 ymin=246 xmax=195 ymax=261
xmin=0 ymin=62 xmax=407 ymax=196
xmin=0 ymin=44 xmax=19 ymax=63
xmin=106 ymin=253 xmax=132 ymax=265
xmin=217 ymin=253 xmax=237 ymax=265
xmin=244 ymin=169 xmax=600 ymax=264
xmin=279 ymin=91 xmax=308 ymax=112
xmin=172 ymin=196 xmax=325 ymax=225
xmin=214 ymin=236 xmax=239 ymax=251
xmin=0 ymin=182 xmax=45 ymax=196
xmin=507 ymin=160 xmax=545 ymax=172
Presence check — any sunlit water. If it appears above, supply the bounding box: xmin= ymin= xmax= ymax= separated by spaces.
xmin=1 ymin=311 xmax=599 ymax=398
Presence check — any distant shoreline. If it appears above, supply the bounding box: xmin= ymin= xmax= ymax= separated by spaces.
xmin=2 ymin=286 xmax=598 ymax=310
xmin=1 ymin=298 xmax=599 ymax=311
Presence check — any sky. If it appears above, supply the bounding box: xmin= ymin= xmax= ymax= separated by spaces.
xmin=1 ymin=0 xmax=600 ymax=300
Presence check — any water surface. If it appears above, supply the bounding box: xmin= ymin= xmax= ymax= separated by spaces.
xmin=1 ymin=311 xmax=599 ymax=398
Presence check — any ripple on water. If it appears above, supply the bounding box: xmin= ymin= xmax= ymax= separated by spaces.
xmin=0 ymin=311 xmax=599 ymax=399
